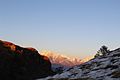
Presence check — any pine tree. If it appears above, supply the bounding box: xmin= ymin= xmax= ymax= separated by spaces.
xmin=94 ymin=45 xmax=110 ymax=58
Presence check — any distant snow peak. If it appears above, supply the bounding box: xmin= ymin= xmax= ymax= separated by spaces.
xmin=81 ymin=55 xmax=94 ymax=62
xmin=40 ymin=50 xmax=82 ymax=67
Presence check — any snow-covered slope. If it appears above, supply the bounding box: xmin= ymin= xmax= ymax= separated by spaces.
xmin=38 ymin=48 xmax=120 ymax=80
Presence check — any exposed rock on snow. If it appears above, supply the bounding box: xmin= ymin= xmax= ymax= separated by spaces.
xmin=38 ymin=47 xmax=120 ymax=80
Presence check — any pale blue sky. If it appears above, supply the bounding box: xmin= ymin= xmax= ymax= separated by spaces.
xmin=0 ymin=0 xmax=120 ymax=58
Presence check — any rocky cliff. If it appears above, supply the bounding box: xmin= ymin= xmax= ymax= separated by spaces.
xmin=0 ymin=40 xmax=53 ymax=80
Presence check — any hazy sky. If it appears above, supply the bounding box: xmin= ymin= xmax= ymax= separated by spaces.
xmin=0 ymin=0 xmax=120 ymax=58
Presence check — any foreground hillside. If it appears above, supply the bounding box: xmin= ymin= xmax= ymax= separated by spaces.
xmin=38 ymin=46 xmax=120 ymax=80
xmin=0 ymin=40 xmax=53 ymax=80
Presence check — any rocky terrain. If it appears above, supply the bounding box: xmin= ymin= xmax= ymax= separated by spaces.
xmin=38 ymin=46 xmax=120 ymax=80
xmin=0 ymin=40 xmax=53 ymax=80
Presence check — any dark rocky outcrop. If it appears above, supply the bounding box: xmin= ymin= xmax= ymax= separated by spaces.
xmin=0 ymin=40 xmax=53 ymax=80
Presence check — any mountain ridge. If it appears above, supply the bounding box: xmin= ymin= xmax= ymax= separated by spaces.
xmin=0 ymin=40 xmax=53 ymax=80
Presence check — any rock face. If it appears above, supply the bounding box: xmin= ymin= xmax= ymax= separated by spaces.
xmin=39 ymin=47 xmax=120 ymax=80
xmin=0 ymin=40 xmax=53 ymax=80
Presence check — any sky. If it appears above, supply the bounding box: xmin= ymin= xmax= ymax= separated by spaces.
xmin=0 ymin=0 xmax=120 ymax=58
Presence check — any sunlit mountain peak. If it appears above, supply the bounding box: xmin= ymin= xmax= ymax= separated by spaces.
xmin=40 ymin=50 xmax=83 ymax=67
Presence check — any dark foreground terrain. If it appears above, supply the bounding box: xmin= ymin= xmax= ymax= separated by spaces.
xmin=0 ymin=40 xmax=54 ymax=80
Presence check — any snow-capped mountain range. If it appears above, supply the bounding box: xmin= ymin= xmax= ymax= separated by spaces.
xmin=38 ymin=47 xmax=120 ymax=80
xmin=40 ymin=50 xmax=83 ymax=67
